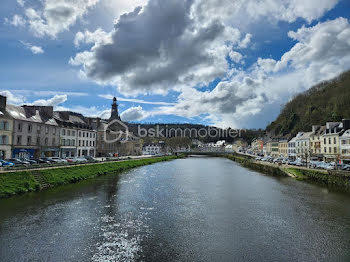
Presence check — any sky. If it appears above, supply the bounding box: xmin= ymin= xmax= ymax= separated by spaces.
xmin=1 ymin=0 xmax=350 ymax=129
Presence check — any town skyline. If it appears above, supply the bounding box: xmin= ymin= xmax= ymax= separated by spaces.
xmin=1 ymin=0 xmax=350 ymax=129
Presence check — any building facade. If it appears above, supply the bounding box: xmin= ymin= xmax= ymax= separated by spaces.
xmin=9 ymin=105 xmax=60 ymax=158
xmin=77 ymin=129 xmax=97 ymax=157
xmin=310 ymin=125 xmax=326 ymax=159
xmin=340 ymin=129 xmax=350 ymax=164
xmin=295 ymin=132 xmax=312 ymax=160
xmin=143 ymin=144 xmax=161 ymax=155
xmin=60 ymin=127 xmax=77 ymax=158
xmin=93 ymin=97 xmax=142 ymax=157
xmin=321 ymin=122 xmax=343 ymax=162
xmin=288 ymin=137 xmax=297 ymax=160
xmin=0 ymin=96 xmax=13 ymax=159
xmin=278 ymin=139 xmax=288 ymax=158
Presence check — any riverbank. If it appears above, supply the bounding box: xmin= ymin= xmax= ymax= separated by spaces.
xmin=0 ymin=156 xmax=179 ymax=199
xmin=226 ymin=154 xmax=350 ymax=190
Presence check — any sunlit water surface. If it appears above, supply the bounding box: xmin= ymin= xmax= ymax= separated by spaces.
xmin=0 ymin=157 xmax=350 ymax=261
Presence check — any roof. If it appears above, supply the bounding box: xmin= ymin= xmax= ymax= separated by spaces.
xmin=6 ymin=104 xmax=58 ymax=126
xmin=341 ymin=129 xmax=350 ymax=138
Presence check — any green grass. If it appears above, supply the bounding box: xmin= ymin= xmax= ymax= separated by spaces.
xmin=0 ymin=156 xmax=179 ymax=198
xmin=283 ymin=168 xmax=308 ymax=180
xmin=0 ymin=171 xmax=40 ymax=198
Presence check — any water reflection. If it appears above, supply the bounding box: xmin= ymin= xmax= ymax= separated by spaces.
xmin=0 ymin=157 xmax=349 ymax=262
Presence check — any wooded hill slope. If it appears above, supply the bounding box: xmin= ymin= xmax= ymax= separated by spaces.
xmin=266 ymin=70 xmax=350 ymax=137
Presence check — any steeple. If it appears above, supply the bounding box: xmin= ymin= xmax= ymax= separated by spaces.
xmin=109 ymin=96 xmax=121 ymax=122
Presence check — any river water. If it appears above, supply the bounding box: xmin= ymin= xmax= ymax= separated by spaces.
xmin=0 ymin=157 xmax=350 ymax=262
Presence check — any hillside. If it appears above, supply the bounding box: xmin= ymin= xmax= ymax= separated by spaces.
xmin=266 ymin=70 xmax=350 ymax=137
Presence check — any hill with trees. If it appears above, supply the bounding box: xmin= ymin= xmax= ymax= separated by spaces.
xmin=266 ymin=70 xmax=350 ymax=137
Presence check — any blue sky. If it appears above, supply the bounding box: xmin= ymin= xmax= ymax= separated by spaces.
xmin=1 ymin=0 xmax=350 ymax=129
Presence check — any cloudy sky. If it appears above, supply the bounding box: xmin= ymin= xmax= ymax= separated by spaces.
xmin=1 ymin=0 xmax=350 ymax=128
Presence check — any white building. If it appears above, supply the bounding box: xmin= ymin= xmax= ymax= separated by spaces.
xmin=340 ymin=126 xmax=350 ymax=164
xmin=77 ymin=129 xmax=97 ymax=157
xmin=143 ymin=144 xmax=161 ymax=155
xmin=295 ymin=131 xmax=312 ymax=160
xmin=60 ymin=127 xmax=77 ymax=158
xmin=288 ymin=137 xmax=297 ymax=160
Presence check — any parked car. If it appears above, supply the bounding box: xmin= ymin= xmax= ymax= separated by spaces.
xmin=34 ymin=158 xmax=51 ymax=164
xmin=40 ymin=157 xmax=56 ymax=163
xmin=342 ymin=164 xmax=350 ymax=171
xmin=20 ymin=158 xmax=37 ymax=165
xmin=49 ymin=157 xmax=67 ymax=163
xmin=75 ymin=157 xmax=88 ymax=163
xmin=6 ymin=158 xmax=29 ymax=166
xmin=255 ymin=157 xmax=262 ymax=161
xmin=324 ymin=162 xmax=336 ymax=170
xmin=290 ymin=159 xmax=303 ymax=166
xmin=65 ymin=157 xmax=76 ymax=163
xmin=0 ymin=160 xmax=14 ymax=167
xmin=273 ymin=157 xmax=284 ymax=164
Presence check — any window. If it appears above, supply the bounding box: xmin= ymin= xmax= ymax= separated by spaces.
xmin=62 ymin=129 xmax=66 ymax=136
xmin=45 ymin=138 xmax=48 ymax=145
xmin=72 ymin=131 xmax=75 ymax=136
xmin=334 ymin=137 xmax=336 ymax=144
xmin=0 ymin=135 xmax=8 ymax=145
xmin=83 ymin=132 xmax=85 ymax=138
xmin=329 ymin=147 xmax=332 ymax=153
xmin=72 ymin=140 xmax=75 ymax=146
xmin=37 ymin=137 xmax=40 ymax=145
xmin=18 ymin=123 xmax=22 ymax=131
xmin=62 ymin=139 xmax=65 ymax=146
xmin=83 ymin=140 xmax=85 ymax=146
xmin=324 ymin=138 xmax=326 ymax=144
xmin=329 ymin=138 xmax=331 ymax=144
xmin=67 ymin=130 xmax=70 ymax=136
xmin=334 ymin=147 xmax=337 ymax=154
xmin=0 ymin=121 xmax=9 ymax=130
xmin=79 ymin=140 xmax=81 ymax=146
xmin=27 ymin=136 xmax=31 ymax=145
xmin=79 ymin=132 xmax=81 ymax=137
xmin=324 ymin=147 xmax=327 ymax=153
xmin=28 ymin=124 xmax=32 ymax=133
xmin=37 ymin=125 xmax=41 ymax=134
xmin=17 ymin=135 xmax=22 ymax=145
xmin=53 ymin=128 xmax=56 ymax=135
xmin=46 ymin=127 xmax=49 ymax=134
xmin=53 ymin=138 xmax=56 ymax=145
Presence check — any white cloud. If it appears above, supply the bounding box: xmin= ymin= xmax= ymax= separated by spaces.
xmin=24 ymin=0 xmax=100 ymax=38
xmin=120 ymin=106 xmax=148 ymax=121
xmin=98 ymin=94 xmax=175 ymax=105
xmin=17 ymin=0 xmax=25 ymax=7
xmin=145 ymin=17 xmax=350 ymax=128
xmin=20 ymin=41 xmax=44 ymax=54
xmin=0 ymin=91 xmax=24 ymax=104
xmin=229 ymin=51 xmax=243 ymax=63
xmin=70 ymin=0 xmax=245 ymax=95
xmin=32 ymin=95 xmax=67 ymax=106
xmin=74 ymin=28 xmax=112 ymax=47
xmin=5 ymin=14 xmax=26 ymax=27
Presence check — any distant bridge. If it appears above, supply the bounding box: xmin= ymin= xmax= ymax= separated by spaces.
xmin=175 ymin=150 xmax=234 ymax=156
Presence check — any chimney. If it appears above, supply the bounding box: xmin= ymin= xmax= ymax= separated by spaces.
xmin=0 ymin=95 xmax=7 ymax=111
xmin=343 ymin=119 xmax=350 ymax=131
xmin=312 ymin=125 xmax=320 ymax=133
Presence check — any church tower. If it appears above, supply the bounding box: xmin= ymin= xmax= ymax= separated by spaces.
xmin=109 ymin=97 xmax=121 ymax=122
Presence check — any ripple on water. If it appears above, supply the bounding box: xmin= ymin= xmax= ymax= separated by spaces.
xmin=91 ymin=211 xmax=152 ymax=261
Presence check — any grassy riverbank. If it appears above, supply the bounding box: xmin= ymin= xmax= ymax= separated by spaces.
xmin=226 ymin=153 xmax=350 ymax=189
xmin=0 ymin=156 xmax=179 ymax=199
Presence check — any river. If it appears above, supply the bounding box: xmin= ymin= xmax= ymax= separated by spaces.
xmin=0 ymin=157 xmax=350 ymax=261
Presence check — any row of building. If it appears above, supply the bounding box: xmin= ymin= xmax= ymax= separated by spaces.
xmin=251 ymin=119 xmax=350 ymax=163
xmin=0 ymin=95 xmax=142 ymax=159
